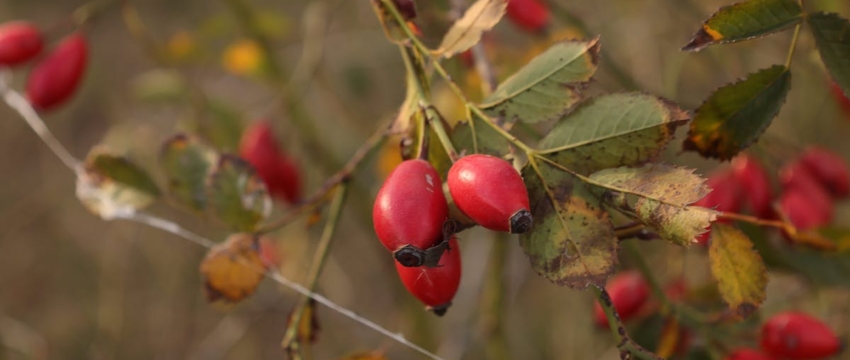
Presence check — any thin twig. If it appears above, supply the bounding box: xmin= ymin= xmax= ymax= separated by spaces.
xmin=0 ymin=76 xmax=444 ymax=360
xmin=592 ymin=286 xmax=664 ymax=360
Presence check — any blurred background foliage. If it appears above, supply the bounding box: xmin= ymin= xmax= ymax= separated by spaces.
xmin=1 ymin=0 xmax=850 ymax=359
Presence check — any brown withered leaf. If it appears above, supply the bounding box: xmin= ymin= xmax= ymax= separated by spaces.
xmin=200 ymin=233 xmax=266 ymax=303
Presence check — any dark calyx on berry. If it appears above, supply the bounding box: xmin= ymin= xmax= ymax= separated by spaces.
xmin=428 ymin=302 xmax=451 ymax=317
xmin=509 ymin=209 xmax=533 ymax=234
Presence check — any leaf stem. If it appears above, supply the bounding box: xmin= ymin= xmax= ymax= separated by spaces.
xmin=592 ymin=286 xmax=664 ymax=360
xmin=784 ymin=23 xmax=802 ymax=68
xmin=282 ymin=183 xmax=349 ymax=353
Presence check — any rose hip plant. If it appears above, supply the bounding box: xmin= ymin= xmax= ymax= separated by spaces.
xmin=2 ymin=0 xmax=850 ymax=359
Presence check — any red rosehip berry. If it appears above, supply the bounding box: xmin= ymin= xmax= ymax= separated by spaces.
xmin=239 ymin=121 xmax=302 ymax=204
xmin=760 ymin=312 xmax=841 ymax=359
xmin=395 ymin=237 xmax=461 ymax=316
xmin=447 ymin=154 xmax=531 ymax=234
xmin=725 ymin=348 xmax=776 ymax=360
xmin=26 ymin=33 xmax=88 ymax=111
xmin=693 ymin=169 xmax=743 ymax=245
xmin=0 ymin=21 xmax=43 ymax=67
xmin=374 ymin=159 xmax=448 ymax=254
xmin=798 ymin=146 xmax=850 ymax=198
xmin=505 ymin=0 xmax=551 ymax=34
xmin=830 ymin=80 xmax=850 ymax=116
xmin=779 ymin=162 xmax=833 ymax=229
xmin=392 ymin=0 xmax=417 ymax=20
xmin=731 ymin=155 xmax=774 ymax=219
xmin=593 ymin=270 xmax=650 ymax=328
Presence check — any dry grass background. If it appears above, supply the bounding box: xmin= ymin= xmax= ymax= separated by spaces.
xmin=1 ymin=0 xmax=850 ymax=359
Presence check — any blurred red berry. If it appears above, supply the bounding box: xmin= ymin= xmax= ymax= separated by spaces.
xmin=760 ymin=312 xmax=840 ymax=359
xmin=731 ymin=154 xmax=774 ymax=218
xmin=593 ymin=270 xmax=650 ymax=328
xmin=26 ymin=33 xmax=87 ymax=110
xmin=0 ymin=21 xmax=43 ymax=67
xmin=395 ymin=237 xmax=461 ymax=316
xmin=779 ymin=162 xmax=833 ymax=229
xmin=693 ymin=169 xmax=743 ymax=245
xmin=505 ymin=0 xmax=551 ymax=34
xmin=725 ymin=348 xmax=775 ymax=360
xmin=798 ymin=146 xmax=850 ymax=198
xmin=239 ymin=121 xmax=302 ymax=204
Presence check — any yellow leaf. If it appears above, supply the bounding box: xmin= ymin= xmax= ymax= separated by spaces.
xmin=434 ymin=0 xmax=507 ymax=58
xmin=708 ymin=224 xmax=768 ymax=318
xmin=200 ymin=233 xmax=266 ymax=303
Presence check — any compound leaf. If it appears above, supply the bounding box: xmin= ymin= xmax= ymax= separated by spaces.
xmin=683 ymin=65 xmax=790 ymax=160
xmin=682 ymin=0 xmax=802 ymax=51
xmin=539 ymin=93 xmax=689 ymax=174
xmin=207 ymin=154 xmax=272 ymax=232
xmin=480 ymin=38 xmax=600 ymax=124
xmin=520 ymin=160 xmax=617 ymax=288
xmin=434 ymin=0 xmax=507 ymax=58
xmin=709 ymin=223 xmax=768 ymax=318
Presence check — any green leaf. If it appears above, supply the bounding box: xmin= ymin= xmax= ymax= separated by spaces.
xmin=520 ymin=160 xmax=617 ymax=288
xmin=683 ymin=65 xmax=791 ymax=160
xmin=434 ymin=0 xmax=507 ymax=58
xmin=207 ymin=154 xmax=272 ymax=232
xmin=203 ymin=100 xmax=244 ymax=152
xmin=76 ymin=148 xmax=161 ymax=219
xmin=479 ymin=38 xmax=600 ymax=124
xmin=538 ymin=93 xmax=689 ymax=174
xmin=809 ymin=13 xmax=850 ymax=99
xmin=451 ymin=112 xmax=511 ymax=157
xmin=588 ymin=164 xmax=716 ymax=246
xmin=682 ymin=0 xmax=802 ymax=52
xmin=159 ymin=134 xmax=218 ymax=211
xmin=708 ymin=223 xmax=768 ymax=318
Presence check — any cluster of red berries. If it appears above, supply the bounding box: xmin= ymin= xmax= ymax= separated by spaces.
xmin=726 ymin=312 xmax=840 ymax=360
xmin=373 ymin=154 xmax=531 ymax=315
xmin=238 ymin=121 xmax=302 ymax=204
xmin=695 ymin=147 xmax=850 ymax=245
xmin=0 ymin=21 xmax=88 ymax=111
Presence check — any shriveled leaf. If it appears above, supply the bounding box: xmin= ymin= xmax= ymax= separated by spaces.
xmin=589 ymin=164 xmax=715 ymax=246
xmin=480 ymin=38 xmax=600 ymax=124
xmin=683 ymin=65 xmax=790 ymax=160
xmin=282 ymin=298 xmax=320 ymax=351
xmin=76 ymin=148 xmax=161 ymax=219
xmin=160 ymin=134 xmax=217 ymax=211
xmin=434 ymin=0 xmax=507 ymax=58
xmin=200 ymin=233 xmax=266 ymax=303
xmin=708 ymin=223 xmax=767 ymax=318
xmin=809 ymin=13 xmax=850 ymax=99
xmin=539 ymin=93 xmax=689 ymax=174
xmin=203 ymin=100 xmax=243 ymax=152
xmin=682 ymin=0 xmax=802 ymax=51
xmin=520 ymin=160 xmax=617 ymax=288
xmin=451 ymin=112 xmax=511 ymax=157
xmin=207 ymin=154 xmax=272 ymax=232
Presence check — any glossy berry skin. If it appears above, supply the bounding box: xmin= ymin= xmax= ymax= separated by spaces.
xmin=798 ymin=146 xmax=850 ymax=198
xmin=593 ymin=270 xmax=650 ymax=328
xmin=395 ymin=238 xmax=461 ymax=316
xmin=0 ymin=22 xmax=43 ymax=67
xmin=731 ymin=155 xmax=774 ymax=219
xmin=448 ymin=154 xmax=531 ymax=234
xmin=779 ymin=162 xmax=833 ymax=229
xmin=239 ymin=121 xmax=302 ymax=204
xmin=725 ymin=348 xmax=775 ymax=360
xmin=506 ymin=0 xmax=551 ymax=34
xmin=374 ymin=159 xmax=448 ymax=252
xmin=760 ymin=312 xmax=841 ymax=359
xmin=25 ymin=33 xmax=87 ymax=110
